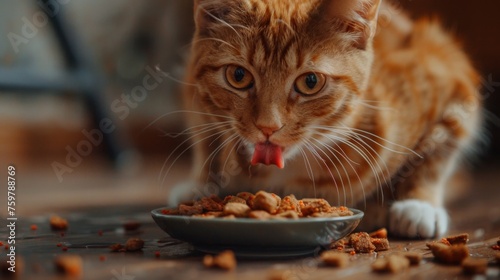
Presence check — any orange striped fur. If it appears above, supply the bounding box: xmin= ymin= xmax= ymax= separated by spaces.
xmin=172 ymin=0 xmax=483 ymax=238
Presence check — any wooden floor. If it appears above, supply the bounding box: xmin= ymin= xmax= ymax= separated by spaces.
xmin=1 ymin=158 xmax=499 ymax=279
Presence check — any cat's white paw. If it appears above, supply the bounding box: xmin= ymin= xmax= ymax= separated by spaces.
xmin=389 ymin=199 xmax=448 ymax=239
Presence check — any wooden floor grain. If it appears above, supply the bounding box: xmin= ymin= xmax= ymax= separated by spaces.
xmin=1 ymin=159 xmax=499 ymax=279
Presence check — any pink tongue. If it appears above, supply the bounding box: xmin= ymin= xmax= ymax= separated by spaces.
xmin=251 ymin=142 xmax=284 ymax=168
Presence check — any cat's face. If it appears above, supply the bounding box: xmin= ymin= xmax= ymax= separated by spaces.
xmin=190 ymin=0 xmax=381 ymax=167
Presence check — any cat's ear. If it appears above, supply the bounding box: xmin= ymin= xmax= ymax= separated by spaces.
xmin=193 ymin=0 xmax=231 ymax=37
xmin=318 ymin=0 xmax=382 ymax=49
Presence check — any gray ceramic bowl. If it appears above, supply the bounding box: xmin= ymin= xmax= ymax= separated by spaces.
xmin=151 ymin=208 xmax=364 ymax=258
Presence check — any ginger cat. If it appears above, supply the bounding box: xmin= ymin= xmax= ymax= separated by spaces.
xmin=168 ymin=0 xmax=482 ymax=238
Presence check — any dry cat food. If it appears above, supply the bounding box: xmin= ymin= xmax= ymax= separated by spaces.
xmin=54 ymin=255 xmax=82 ymax=277
xmin=372 ymin=255 xmax=410 ymax=273
xmin=163 ymin=191 xmax=353 ymax=219
xmin=203 ymin=250 xmax=237 ymax=270
xmin=428 ymin=243 xmax=469 ymax=265
xmin=320 ymin=250 xmax=350 ymax=267
xmin=109 ymin=238 xmax=144 ymax=252
xmin=461 ymin=257 xmax=488 ymax=275
xmin=426 ymin=233 xmax=469 ymax=248
xmin=49 ymin=215 xmax=68 ymax=231
xmin=402 ymin=252 xmax=422 ymax=266
xmin=331 ymin=229 xmax=390 ymax=254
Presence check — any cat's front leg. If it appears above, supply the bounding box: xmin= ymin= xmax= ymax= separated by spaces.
xmin=388 ymin=122 xmax=475 ymax=238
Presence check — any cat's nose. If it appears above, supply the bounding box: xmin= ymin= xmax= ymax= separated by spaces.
xmin=257 ymin=124 xmax=282 ymax=137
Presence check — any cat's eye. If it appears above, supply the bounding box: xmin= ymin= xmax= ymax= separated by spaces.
xmin=225 ymin=65 xmax=254 ymax=90
xmin=294 ymin=72 xmax=326 ymax=96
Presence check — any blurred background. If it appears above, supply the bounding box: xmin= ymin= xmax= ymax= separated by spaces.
xmin=0 ymin=0 xmax=498 ymax=215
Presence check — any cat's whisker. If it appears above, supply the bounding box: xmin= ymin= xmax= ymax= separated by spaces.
xmin=203 ymin=133 xmax=240 ymax=181
xmin=318 ymin=133 xmax=377 ymax=208
xmin=324 ymin=128 xmax=390 ymax=203
xmin=197 ymin=6 xmax=249 ymax=40
xmin=314 ymin=132 xmax=368 ymax=207
xmin=143 ymin=110 xmax=235 ymax=133
xmin=352 ymin=98 xmax=395 ymax=111
xmin=337 ymin=125 xmax=422 ymax=158
xmin=310 ymin=136 xmax=364 ymax=206
xmin=222 ymin=137 xmax=243 ymax=177
xmin=304 ymin=139 xmax=344 ymax=206
xmin=190 ymin=37 xmax=240 ymax=52
xmin=158 ymin=123 xmax=232 ymax=185
xmin=165 ymin=121 xmax=234 ymax=138
xmin=298 ymin=146 xmax=316 ymax=198
xmin=153 ymin=65 xmax=199 ymax=87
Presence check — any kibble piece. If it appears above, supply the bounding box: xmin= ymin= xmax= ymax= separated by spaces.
xmin=369 ymin=228 xmax=388 ymax=239
xmin=252 ymin=191 xmax=281 ymax=214
xmin=429 ymin=243 xmax=469 ymax=265
xmin=54 ymin=255 xmax=82 ymax=276
xmin=236 ymin=192 xmax=255 ymax=208
xmin=350 ymin=232 xmax=376 ymax=253
xmin=330 ymin=239 xmax=346 ymax=251
xmin=124 ymin=238 xmax=144 ymax=252
xmin=277 ymin=195 xmax=301 ymax=214
xmin=248 ymin=210 xmax=272 ymax=220
xmin=196 ymin=197 xmax=224 ymax=212
xmin=372 ymin=255 xmax=410 ymax=273
xmin=403 ymin=252 xmax=422 ymax=265
xmin=461 ymin=258 xmax=487 ymax=275
xmin=50 ymin=216 xmax=68 ymax=231
xmin=223 ymin=202 xmax=251 ymax=217
xmin=203 ymin=250 xmax=237 ymax=270
xmin=276 ymin=210 xmax=299 ymax=219
xmin=223 ymin=195 xmax=247 ymax=205
xmin=445 ymin=233 xmax=469 ymax=245
xmin=371 ymin=238 xmax=390 ymax=252
xmin=178 ymin=204 xmax=204 ymax=215
xmin=386 ymin=255 xmax=410 ymax=273
xmin=320 ymin=250 xmax=350 ymax=267
xmin=299 ymin=198 xmax=331 ymax=216
xmin=109 ymin=243 xmax=124 ymax=252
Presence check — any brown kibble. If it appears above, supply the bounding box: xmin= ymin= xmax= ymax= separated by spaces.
xmin=350 ymin=232 xmax=376 ymax=253
xmin=372 ymin=255 xmax=410 ymax=273
xmin=371 ymin=238 xmax=390 ymax=252
xmin=109 ymin=243 xmax=123 ymax=252
xmin=223 ymin=195 xmax=247 ymax=205
xmin=369 ymin=228 xmax=388 ymax=239
xmin=445 ymin=233 xmax=469 ymax=245
xmin=268 ymin=269 xmax=294 ymax=280
xmin=299 ymin=198 xmax=331 ymax=216
xmin=178 ymin=204 xmax=204 ymax=216
xmin=276 ymin=210 xmax=299 ymax=219
xmin=248 ymin=210 xmax=272 ymax=220
xmin=197 ymin=197 xmax=224 ymax=212
xmin=124 ymin=238 xmax=144 ymax=252
xmin=236 ymin=192 xmax=255 ymax=208
xmin=277 ymin=195 xmax=301 ymax=214
xmin=203 ymin=250 xmax=237 ymax=270
xmin=461 ymin=258 xmax=487 ymax=275
xmin=252 ymin=191 xmax=281 ymax=214
xmin=50 ymin=216 xmax=68 ymax=231
xmin=320 ymin=250 xmax=350 ymax=267
xmin=429 ymin=243 xmax=469 ymax=265
xmin=403 ymin=252 xmax=422 ymax=265
xmin=54 ymin=255 xmax=82 ymax=277
xmin=224 ymin=202 xmax=251 ymax=217
xmin=123 ymin=221 xmax=141 ymax=232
